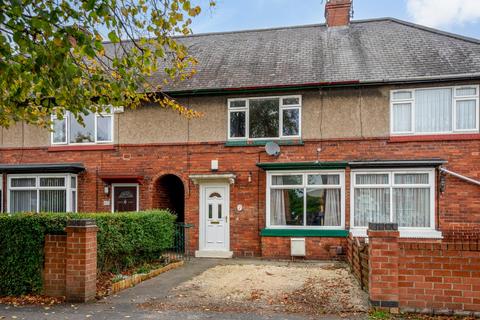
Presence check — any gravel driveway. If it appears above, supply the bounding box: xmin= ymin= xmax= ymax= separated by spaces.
xmin=142 ymin=261 xmax=369 ymax=316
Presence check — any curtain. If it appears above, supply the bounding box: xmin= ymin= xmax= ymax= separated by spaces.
xmin=324 ymin=175 xmax=341 ymax=226
xmin=39 ymin=190 xmax=67 ymax=212
xmin=10 ymin=190 xmax=37 ymax=213
xmin=456 ymin=100 xmax=476 ymax=130
xmin=354 ymin=188 xmax=390 ymax=227
xmin=393 ymin=188 xmax=430 ymax=227
xmin=415 ymin=88 xmax=452 ymax=132
xmin=392 ymin=103 xmax=412 ymax=132
xmin=270 ymin=189 xmax=286 ymax=225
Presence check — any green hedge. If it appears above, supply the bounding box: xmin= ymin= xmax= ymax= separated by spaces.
xmin=0 ymin=210 xmax=176 ymax=296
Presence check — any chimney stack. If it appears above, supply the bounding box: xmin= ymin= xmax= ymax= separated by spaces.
xmin=325 ymin=0 xmax=352 ymax=27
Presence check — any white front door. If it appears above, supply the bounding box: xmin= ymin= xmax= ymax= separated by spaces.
xmin=201 ymin=184 xmax=229 ymax=252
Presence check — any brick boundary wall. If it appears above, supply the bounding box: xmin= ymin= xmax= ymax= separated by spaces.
xmin=362 ymin=223 xmax=480 ymax=316
xmin=43 ymin=219 xmax=98 ymax=302
xmin=346 ymin=234 xmax=369 ymax=291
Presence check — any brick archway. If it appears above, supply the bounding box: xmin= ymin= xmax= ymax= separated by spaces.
xmin=153 ymin=174 xmax=185 ymax=222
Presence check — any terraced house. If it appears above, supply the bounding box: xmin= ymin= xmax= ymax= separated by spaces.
xmin=1 ymin=0 xmax=480 ymax=266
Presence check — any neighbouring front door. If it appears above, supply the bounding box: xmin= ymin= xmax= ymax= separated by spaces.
xmin=201 ymin=185 xmax=229 ymax=251
xmin=113 ymin=185 xmax=138 ymax=212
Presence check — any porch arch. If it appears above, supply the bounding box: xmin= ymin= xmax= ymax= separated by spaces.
xmin=153 ymin=174 xmax=185 ymax=222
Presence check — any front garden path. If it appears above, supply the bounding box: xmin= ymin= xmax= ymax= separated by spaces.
xmin=0 ymin=259 xmax=368 ymax=320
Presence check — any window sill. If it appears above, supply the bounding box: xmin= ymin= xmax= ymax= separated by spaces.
xmin=260 ymin=228 xmax=348 ymax=237
xmin=389 ymin=133 xmax=480 ymax=143
xmin=225 ymin=139 xmax=303 ymax=147
xmin=48 ymin=145 xmax=115 ymax=152
xmin=350 ymin=228 xmax=443 ymax=239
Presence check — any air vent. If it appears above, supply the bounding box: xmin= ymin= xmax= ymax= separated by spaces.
xmin=290 ymin=238 xmax=306 ymax=257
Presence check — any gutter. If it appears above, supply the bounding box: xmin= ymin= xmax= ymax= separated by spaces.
xmin=166 ymin=73 xmax=480 ymax=97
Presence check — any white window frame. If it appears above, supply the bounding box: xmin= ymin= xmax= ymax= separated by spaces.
xmin=51 ymin=111 xmax=114 ymax=146
xmin=227 ymin=95 xmax=302 ymax=140
xmin=350 ymin=168 xmax=442 ymax=238
xmin=7 ymin=173 xmax=78 ymax=213
xmin=111 ymin=183 xmax=140 ymax=213
xmin=390 ymin=85 xmax=479 ymax=135
xmin=266 ymin=170 xmax=345 ymax=230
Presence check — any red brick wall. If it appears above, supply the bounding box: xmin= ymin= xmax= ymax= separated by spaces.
xmin=2 ymin=137 xmax=480 ymax=256
xmin=43 ymin=235 xmax=67 ymax=297
xmin=261 ymin=236 xmax=346 ymax=260
xmin=398 ymin=240 xmax=480 ymax=313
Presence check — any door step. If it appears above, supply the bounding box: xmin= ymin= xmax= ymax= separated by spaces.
xmin=195 ymin=250 xmax=233 ymax=258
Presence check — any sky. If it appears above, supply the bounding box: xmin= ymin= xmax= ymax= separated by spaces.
xmin=189 ymin=0 xmax=480 ymax=40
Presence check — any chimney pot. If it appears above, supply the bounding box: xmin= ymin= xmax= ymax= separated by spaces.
xmin=325 ymin=0 xmax=352 ymax=27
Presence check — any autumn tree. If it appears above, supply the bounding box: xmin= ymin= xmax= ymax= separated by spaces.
xmin=0 ymin=0 xmax=214 ymax=128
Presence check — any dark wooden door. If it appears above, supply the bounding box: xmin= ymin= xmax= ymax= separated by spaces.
xmin=113 ymin=186 xmax=137 ymax=212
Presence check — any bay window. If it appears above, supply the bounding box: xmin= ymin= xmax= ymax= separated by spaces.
xmin=267 ymin=171 xmax=345 ymax=229
xmin=8 ymin=174 xmax=77 ymax=213
xmin=351 ymin=169 xmax=437 ymax=237
xmin=52 ymin=111 xmax=113 ymax=145
xmin=391 ymin=85 xmax=479 ymax=135
xmin=228 ymin=96 xmax=301 ymax=140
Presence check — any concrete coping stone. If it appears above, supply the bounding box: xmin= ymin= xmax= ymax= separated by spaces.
xmin=67 ymin=219 xmax=96 ymax=227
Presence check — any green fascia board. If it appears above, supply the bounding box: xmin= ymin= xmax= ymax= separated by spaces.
xmin=256 ymin=161 xmax=348 ymax=170
xmin=260 ymin=228 xmax=349 ymax=237
xmin=225 ymin=139 xmax=304 ymax=147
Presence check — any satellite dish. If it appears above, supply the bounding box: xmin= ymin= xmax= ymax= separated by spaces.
xmin=265 ymin=141 xmax=281 ymax=157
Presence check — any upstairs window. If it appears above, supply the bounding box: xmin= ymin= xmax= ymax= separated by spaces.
xmin=228 ymin=96 xmax=301 ymax=140
xmin=52 ymin=111 xmax=113 ymax=145
xmin=391 ymin=86 xmax=479 ymax=135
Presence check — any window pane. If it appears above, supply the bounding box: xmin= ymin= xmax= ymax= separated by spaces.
xmin=282 ymin=109 xmax=300 ymax=136
xmin=270 ymin=189 xmax=304 ymax=226
xmin=218 ymin=204 xmax=222 ymax=219
xmin=249 ymin=98 xmax=279 ymax=138
xmin=11 ymin=178 xmax=36 ymax=187
xmin=39 ymin=190 xmax=66 ymax=212
xmin=308 ymin=174 xmax=340 ymax=185
xmin=456 ymin=100 xmax=476 ymax=130
xmin=392 ymin=103 xmax=412 ymax=132
xmin=71 ymin=190 xmax=77 ymax=212
xmin=392 ymin=91 xmax=412 ymax=100
xmin=97 ymin=116 xmax=112 ymax=142
xmin=393 ymin=188 xmax=430 ymax=227
xmin=272 ymin=175 xmax=303 ymax=185
xmin=52 ymin=118 xmax=66 ymax=143
xmin=230 ymin=100 xmax=246 ymax=108
xmin=229 ymin=111 xmax=246 ymax=138
xmin=10 ymin=190 xmax=37 ymax=212
xmin=282 ymin=97 xmax=300 ymax=105
xmin=394 ymin=173 xmax=429 ymax=184
xmin=355 ymin=174 xmax=388 ymax=185
xmin=40 ymin=177 xmax=65 ymax=187
xmin=354 ymin=188 xmax=390 ymax=227
xmin=415 ymin=88 xmax=452 ymax=133
xmin=70 ymin=112 xmax=95 ymax=143
xmin=71 ymin=176 xmax=77 ymax=189
xmin=456 ymin=87 xmax=477 ymax=96
xmin=306 ymin=188 xmax=341 ymax=226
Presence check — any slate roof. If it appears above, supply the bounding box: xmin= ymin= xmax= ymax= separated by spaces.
xmin=105 ymin=18 xmax=480 ymax=93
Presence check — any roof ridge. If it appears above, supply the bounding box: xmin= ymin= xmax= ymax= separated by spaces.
xmin=384 ymin=17 xmax=480 ymax=45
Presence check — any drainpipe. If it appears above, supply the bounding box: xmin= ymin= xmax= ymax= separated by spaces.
xmin=439 ymin=167 xmax=480 ymax=187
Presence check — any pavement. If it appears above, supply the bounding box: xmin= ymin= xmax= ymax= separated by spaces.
xmin=0 ymin=258 xmax=368 ymax=320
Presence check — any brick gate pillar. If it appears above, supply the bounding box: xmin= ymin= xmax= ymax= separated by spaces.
xmin=65 ymin=219 xmax=98 ymax=302
xmin=368 ymin=223 xmax=399 ymax=310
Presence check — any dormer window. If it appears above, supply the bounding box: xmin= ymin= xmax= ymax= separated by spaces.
xmin=228 ymin=95 xmax=301 ymax=140
xmin=52 ymin=111 xmax=113 ymax=145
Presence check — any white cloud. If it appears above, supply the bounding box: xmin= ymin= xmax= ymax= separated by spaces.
xmin=407 ymin=0 xmax=480 ymax=28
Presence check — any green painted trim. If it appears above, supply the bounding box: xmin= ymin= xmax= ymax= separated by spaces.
xmin=225 ymin=139 xmax=304 ymax=147
xmin=256 ymin=161 xmax=348 ymax=170
xmin=260 ymin=228 xmax=349 ymax=237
